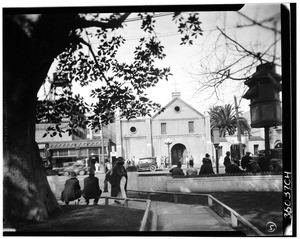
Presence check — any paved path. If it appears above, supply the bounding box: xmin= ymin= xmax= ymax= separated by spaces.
xmin=150 ymin=201 xmax=234 ymax=231
xmin=58 ymin=194 xmax=234 ymax=232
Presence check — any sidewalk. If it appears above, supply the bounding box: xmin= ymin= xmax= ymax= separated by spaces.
xmin=149 ymin=201 xmax=234 ymax=231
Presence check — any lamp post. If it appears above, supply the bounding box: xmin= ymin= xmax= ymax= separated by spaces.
xmin=212 ymin=127 xmax=220 ymax=173
xmin=164 ymin=138 xmax=172 ymax=166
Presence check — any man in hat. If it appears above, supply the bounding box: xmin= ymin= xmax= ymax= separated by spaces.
xmin=169 ymin=161 xmax=185 ymax=176
xmin=241 ymin=152 xmax=253 ymax=172
xmin=199 ymin=153 xmax=214 ymax=174
xmin=110 ymin=157 xmax=128 ymax=204
xmin=61 ymin=171 xmax=82 ymax=205
xmin=223 ymin=151 xmax=231 ymax=167
xmin=82 ymin=168 xmax=102 ymax=205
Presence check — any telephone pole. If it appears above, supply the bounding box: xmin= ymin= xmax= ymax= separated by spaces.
xmin=234 ymin=96 xmax=243 ymax=160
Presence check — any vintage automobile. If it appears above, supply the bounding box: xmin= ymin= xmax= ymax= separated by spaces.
xmin=136 ymin=157 xmax=158 ymax=172
xmin=56 ymin=161 xmax=89 ymax=176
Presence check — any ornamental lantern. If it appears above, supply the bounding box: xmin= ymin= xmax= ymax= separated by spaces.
xmin=243 ymin=63 xmax=282 ymax=128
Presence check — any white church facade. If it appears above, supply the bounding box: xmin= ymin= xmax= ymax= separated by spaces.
xmin=115 ymin=92 xmax=213 ymax=167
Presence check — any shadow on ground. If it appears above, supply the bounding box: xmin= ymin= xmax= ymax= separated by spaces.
xmin=9 ymin=205 xmax=145 ymax=233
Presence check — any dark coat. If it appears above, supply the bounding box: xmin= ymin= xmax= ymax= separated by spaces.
xmin=169 ymin=167 xmax=184 ymax=176
xmin=223 ymin=155 xmax=231 ymax=167
xmin=225 ymin=164 xmax=245 ymax=174
xmin=199 ymin=158 xmax=214 ymax=174
xmin=82 ymin=175 xmax=102 ymax=199
xmin=110 ymin=163 xmax=128 ymax=197
xmin=241 ymin=155 xmax=252 ymax=171
xmin=61 ymin=178 xmax=82 ymax=202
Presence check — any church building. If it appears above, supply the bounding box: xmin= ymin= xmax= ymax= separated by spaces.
xmin=115 ymin=92 xmax=213 ymax=167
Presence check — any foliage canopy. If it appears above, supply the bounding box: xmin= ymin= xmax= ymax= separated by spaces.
xmin=35 ymin=12 xmax=203 ymax=137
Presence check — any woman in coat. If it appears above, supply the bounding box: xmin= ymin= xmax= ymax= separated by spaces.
xmin=61 ymin=171 xmax=82 ymax=205
xmin=110 ymin=157 xmax=128 ymax=203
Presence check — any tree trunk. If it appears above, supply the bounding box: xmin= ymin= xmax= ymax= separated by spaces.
xmin=3 ymin=14 xmax=74 ymax=223
xmin=3 ymin=94 xmax=61 ymax=223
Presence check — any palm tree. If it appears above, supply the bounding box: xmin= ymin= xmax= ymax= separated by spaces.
xmin=209 ymin=104 xmax=251 ymax=137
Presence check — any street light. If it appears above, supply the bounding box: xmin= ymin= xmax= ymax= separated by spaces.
xmin=164 ymin=138 xmax=172 ymax=166
xmin=212 ymin=127 xmax=220 ymax=173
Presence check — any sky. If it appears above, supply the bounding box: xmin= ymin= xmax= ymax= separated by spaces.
xmin=34 ymin=3 xmax=282 ymax=116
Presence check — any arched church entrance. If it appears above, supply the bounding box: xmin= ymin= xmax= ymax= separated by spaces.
xmin=171 ymin=143 xmax=187 ymax=165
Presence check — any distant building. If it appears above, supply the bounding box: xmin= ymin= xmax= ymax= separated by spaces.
xmin=36 ymin=120 xmax=116 ymax=167
xmin=115 ymin=92 xmax=213 ymax=167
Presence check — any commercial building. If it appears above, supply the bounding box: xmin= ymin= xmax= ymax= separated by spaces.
xmin=36 ymin=120 xmax=116 ymax=167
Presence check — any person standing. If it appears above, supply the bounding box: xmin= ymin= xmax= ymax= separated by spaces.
xmin=223 ymin=151 xmax=231 ymax=167
xmin=95 ymin=162 xmax=100 ymax=173
xmin=89 ymin=153 xmax=97 ymax=171
xmin=103 ymin=159 xmax=112 ymax=192
xmin=186 ymin=155 xmax=190 ymax=168
xmin=82 ymin=168 xmax=102 ymax=205
xmin=43 ymin=143 xmax=53 ymax=170
xmin=241 ymin=152 xmax=253 ymax=172
xmin=169 ymin=161 xmax=185 ymax=176
xmin=186 ymin=160 xmax=197 ymax=176
xmin=199 ymin=153 xmax=215 ymax=175
xmin=61 ymin=171 xmax=82 ymax=205
xmin=110 ymin=157 xmax=128 ymax=204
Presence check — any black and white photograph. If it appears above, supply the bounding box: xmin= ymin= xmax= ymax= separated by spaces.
xmin=2 ymin=1 xmax=296 ymax=237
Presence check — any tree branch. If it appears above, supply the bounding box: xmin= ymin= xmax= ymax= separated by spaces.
xmin=74 ymin=13 xmax=131 ymax=30
xmin=79 ymin=37 xmax=111 ymax=86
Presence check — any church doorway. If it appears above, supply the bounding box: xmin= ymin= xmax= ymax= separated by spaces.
xmin=171 ymin=143 xmax=187 ymax=165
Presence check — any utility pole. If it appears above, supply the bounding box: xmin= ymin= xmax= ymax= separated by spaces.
xmin=100 ymin=120 xmax=105 ymax=172
xmin=234 ymin=96 xmax=243 ymax=160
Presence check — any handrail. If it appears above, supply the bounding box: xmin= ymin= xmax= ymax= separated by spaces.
xmin=208 ymin=195 xmax=265 ymax=236
xmin=127 ymin=190 xmax=265 ymax=236
xmin=99 ymin=196 xmax=151 ymax=231
xmin=139 ymin=200 xmax=151 ymax=231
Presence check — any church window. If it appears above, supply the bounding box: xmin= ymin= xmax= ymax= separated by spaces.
xmin=130 ymin=126 xmax=137 ymax=133
xmin=188 ymin=121 xmax=194 ymax=133
xmin=174 ymin=106 xmax=181 ymax=113
xmin=161 ymin=123 xmax=167 ymax=134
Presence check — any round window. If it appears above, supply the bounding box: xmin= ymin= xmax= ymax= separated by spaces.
xmin=174 ymin=106 xmax=181 ymax=113
xmin=130 ymin=126 xmax=137 ymax=133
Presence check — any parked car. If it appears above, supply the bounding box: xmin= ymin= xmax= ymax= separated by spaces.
xmin=56 ymin=161 xmax=89 ymax=176
xmin=136 ymin=157 xmax=158 ymax=172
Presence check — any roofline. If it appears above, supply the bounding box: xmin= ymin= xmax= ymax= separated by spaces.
xmin=152 ymin=97 xmax=205 ymax=119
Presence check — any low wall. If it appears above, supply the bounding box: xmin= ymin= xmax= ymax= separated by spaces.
xmin=137 ymin=174 xmax=282 ymax=192
xmin=137 ymin=173 xmax=172 ymax=192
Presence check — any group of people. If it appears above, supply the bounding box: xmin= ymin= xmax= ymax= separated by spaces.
xmin=125 ymin=157 xmax=135 ymax=168
xmin=169 ymin=151 xmax=271 ymax=176
xmin=169 ymin=153 xmax=215 ymax=176
xmin=61 ymin=157 xmax=128 ymax=205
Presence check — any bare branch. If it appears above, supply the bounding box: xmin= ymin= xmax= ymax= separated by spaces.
xmin=237 ymin=12 xmax=281 ymax=34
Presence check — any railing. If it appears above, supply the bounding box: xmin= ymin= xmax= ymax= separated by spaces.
xmin=99 ymin=196 xmax=151 ymax=231
xmin=127 ymin=190 xmax=265 ymax=236
xmin=207 ymin=195 xmax=265 ymax=236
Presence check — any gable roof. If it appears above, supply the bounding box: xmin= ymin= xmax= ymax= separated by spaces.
xmin=152 ymin=97 xmax=205 ymax=119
